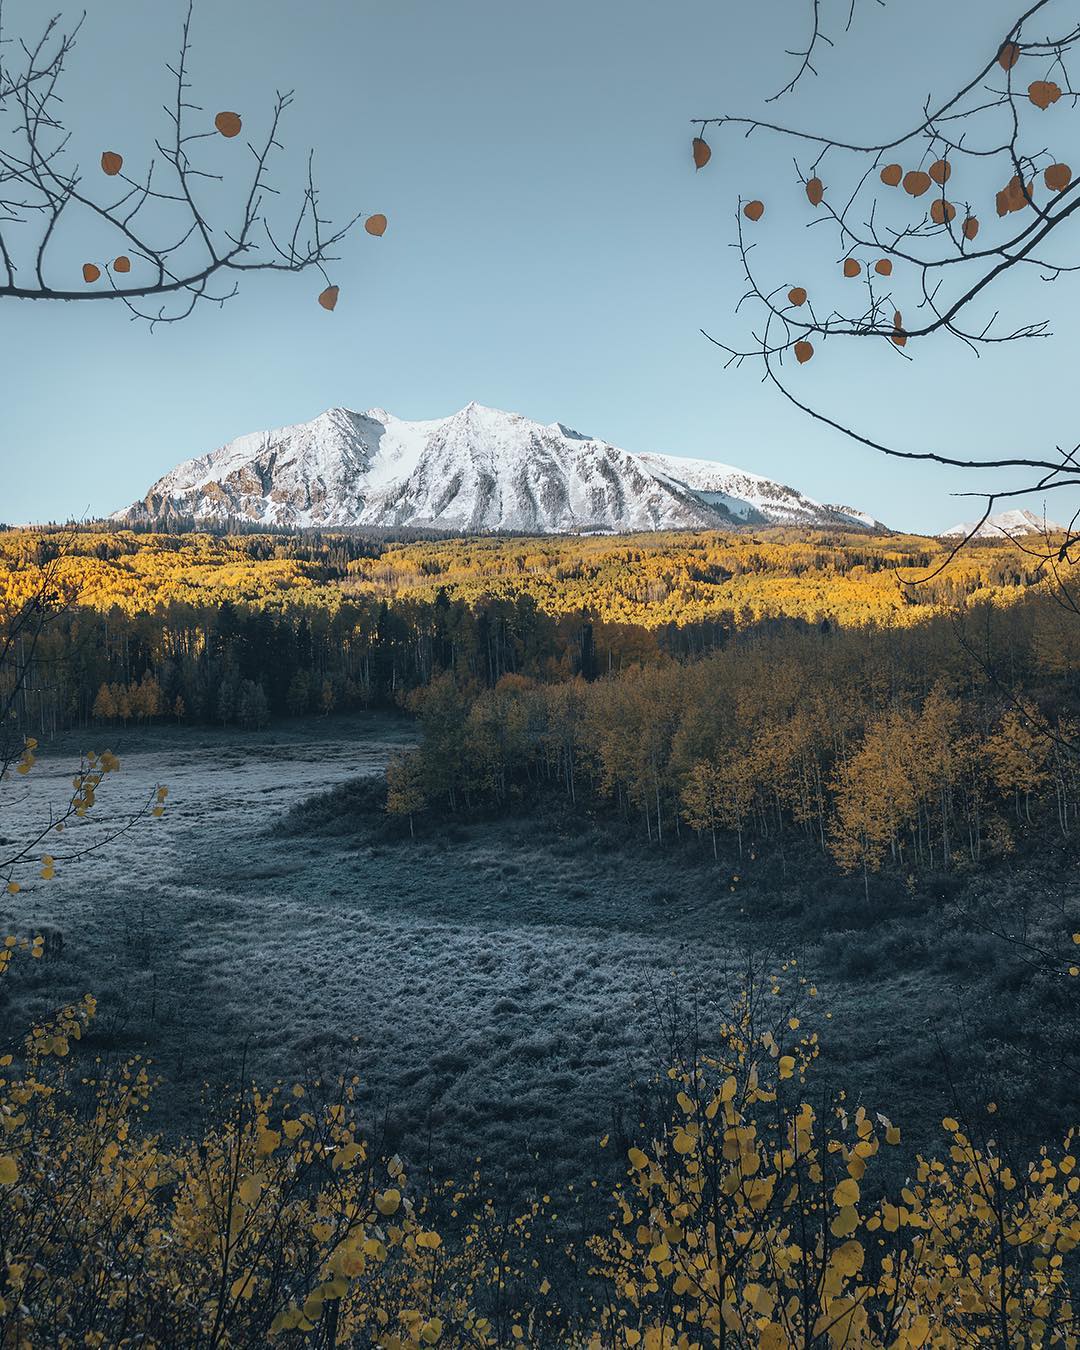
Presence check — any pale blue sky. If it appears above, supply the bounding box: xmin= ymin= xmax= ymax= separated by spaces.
xmin=2 ymin=0 xmax=1076 ymax=532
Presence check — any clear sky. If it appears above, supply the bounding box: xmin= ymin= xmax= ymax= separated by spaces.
xmin=2 ymin=0 xmax=1076 ymax=533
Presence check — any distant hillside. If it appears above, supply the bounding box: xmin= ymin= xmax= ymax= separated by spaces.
xmin=941 ymin=509 xmax=1064 ymax=539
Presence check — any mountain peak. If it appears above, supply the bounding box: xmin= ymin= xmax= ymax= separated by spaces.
xmin=113 ymin=402 xmax=882 ymax=535
xmin=450 ymin=401 xmax=520 ymax=425
xmin=940 ymin=508 xmax=1064 ymax=539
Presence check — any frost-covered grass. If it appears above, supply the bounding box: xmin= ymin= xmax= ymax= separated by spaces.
xmin=3 ymin=715 xmax=1076 ymax=1192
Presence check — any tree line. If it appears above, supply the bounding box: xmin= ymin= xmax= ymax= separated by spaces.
xmin=388 ymin=596 xmax=1080 ymax=887
xmin=1 ymin=525 xmax=1061 ymax=747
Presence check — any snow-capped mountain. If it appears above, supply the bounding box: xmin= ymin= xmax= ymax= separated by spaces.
xmin=114 ymin=403 xmax=882 ymax=535
xmin=941 ymin=509 xmax=1065 ymax=540
xmin=634 ymin=452 xmax=873 ymax=530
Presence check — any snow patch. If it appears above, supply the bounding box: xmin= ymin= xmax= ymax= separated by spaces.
xmin=940 ymin=509 xmax=1065 ymax=539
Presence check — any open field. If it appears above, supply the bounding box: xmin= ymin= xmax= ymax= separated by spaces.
xmin=5 ymin=716 xmax=1078 ymax=1197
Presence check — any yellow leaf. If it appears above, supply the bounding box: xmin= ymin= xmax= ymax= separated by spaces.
xmin=830 ymin=1239 xmax=864 ymax=1276
xmin=830 ymin=1205 xmax=859 ymax=1237
xmin=256 ymin=1128 xmax=280 ymax=1157
xmin=375 ymin=1188 xmax=401 ymax=1216
xmin=238 ymin=1175 xmax=262 ymax=1206
xmin=230 ymin=1274 xmax=254 ymax=1301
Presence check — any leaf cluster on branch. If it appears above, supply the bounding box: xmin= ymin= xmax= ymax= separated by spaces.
xmin=690 ymin=0 xmax=1080 ymax=556
xmin=0 ymin=1 xmax=386 ymax=325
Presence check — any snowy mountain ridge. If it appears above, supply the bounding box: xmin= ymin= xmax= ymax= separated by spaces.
xmin=114 ymin=402 xmax=885 ymax=535
xmin=940 ymin=509 xmax=1065 ymax=539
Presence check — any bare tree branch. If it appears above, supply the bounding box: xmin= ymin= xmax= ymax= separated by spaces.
xmin=0 ymin=2 xmax=375 ymax=326
xmin=692 ymin=0 xmax=1080 ymax=552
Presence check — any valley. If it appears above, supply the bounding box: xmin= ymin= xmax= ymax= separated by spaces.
xmin=4 ymin=715 xmax=1075 ymax=1195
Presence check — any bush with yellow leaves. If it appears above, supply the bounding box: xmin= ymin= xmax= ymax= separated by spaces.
xmin=0 ymin=936 xmax=1077 ymax=1345
xmin=0 ymin=941 xmax=580 ymax=1346
xmin=0 ymin=955 xmax=495 ymax=1346
xmin=591 ymin=981 xmax=1079 ymax=1347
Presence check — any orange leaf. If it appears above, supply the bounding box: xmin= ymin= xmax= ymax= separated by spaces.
xmin=318 ymin=284 xmax=339 ymax=311
xmin=903 ymin=170 xmax=932 ymax=197
xmin=692 ymin=136 xmax=711 ymax=170
xmin=930 ymin=199 xmax=956 ymax=224
xmin=893 ymin=310 xmax=903 ymax=328
xmin=1028 ymin=80 xmax=1061 ymax=110
xmin=997 ymin=175 xmax=1033 ymax=215
xmin=743 ymin=199 xmax=764 ymax=221
xmin=787 ymin=286 xmax=807 ymax=307
xmin=891 ymin=332 xmax=907 ymax=347
xmin=1045 ymin=162 xmax=1072 ymax=191
xmin=794 ymin=340 xmax=814 ymax=364
xmin=364 ymin=213 xmax=388 ymax=237
xmin=842 ymin=258 xmax=860 ymax=278
xmin=997 ymin=41 xmax=1020 ymax=70
xmin=879 ymin=164 xmax=903 ymax=187
xmin=101 ymin=151 xmax=123 ymax=176
xmin=962 ymin=216 xmax=980 ymax=240
xmin=82 ymin=263 xmax=101 ymax=284
xmin=928 ymin=159 xmax=951 ymax=186
xmin=214 ymin=111 xmax=243 ymax=138
xmin=805 ymin=177 xmax=824 ymax=207
xmin=874 ymin=258 xmax=892 ymax=276
xmin=112 ymin=255 xmax=131 ymax=273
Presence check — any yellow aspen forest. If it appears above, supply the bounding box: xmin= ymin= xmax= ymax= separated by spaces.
xmin=0 ymin=527 xmax=1052 ymax=627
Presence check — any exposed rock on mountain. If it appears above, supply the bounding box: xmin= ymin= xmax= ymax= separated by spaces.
xmin=115 ymin=403 xmax=882 ymax=534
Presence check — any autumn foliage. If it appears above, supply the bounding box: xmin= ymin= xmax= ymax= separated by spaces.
xmin=0 ymin=939 xmax=1075 ymax=1344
